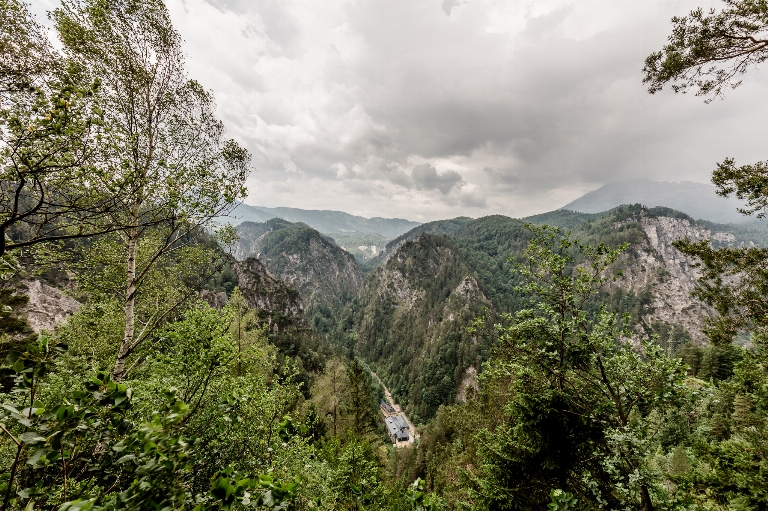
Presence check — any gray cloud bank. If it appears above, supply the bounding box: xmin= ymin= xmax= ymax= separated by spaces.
xmin=162 ymin=0 xmax=768 ymax=221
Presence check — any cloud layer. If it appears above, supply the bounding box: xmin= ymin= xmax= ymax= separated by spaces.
xmin=34 ymin=0 xmax=768 ymax=221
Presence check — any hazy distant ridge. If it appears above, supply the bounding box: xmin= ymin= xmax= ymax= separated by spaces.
xmin=227 ymin=203 xmax=421 ymax=238
xmin=561 ymin=179 xmax=749 ymax=224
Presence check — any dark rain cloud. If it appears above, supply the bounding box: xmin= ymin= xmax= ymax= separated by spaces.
xmin=411 ymin=164 xmax=464 ymax=195
xmin=150 ymin=0 xmax=768 ymax=219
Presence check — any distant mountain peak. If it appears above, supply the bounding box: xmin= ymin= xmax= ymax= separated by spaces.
xmin=560 ymin=179 xmax=749 ymax=224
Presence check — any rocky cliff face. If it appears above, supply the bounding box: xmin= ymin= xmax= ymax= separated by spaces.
xmin=230 ymin=257 xmax=305 ymax=320
xmin=271 ymin=235 xmax=364 ymax=309
xmin=18 ymin=279 xmax=80 ymax=333
xmin=201 ymin=257 xmax=305 ymax=322
xmin=232 ymin=221 xmax=273 ymax=261
xmin=616 ymin=213 xmax=749 ymax=343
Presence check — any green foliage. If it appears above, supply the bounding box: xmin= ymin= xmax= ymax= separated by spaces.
xmin=0 ymin=334 xmax=312 ymax=510
xmin=201 ymin=469 xmax=300 ymax=510
xmin=547 ymin=489 xmax=578 ymax=511
xmin=343 ymin=359 xmax=380 ymax=436
xmin=0 ymin=0 xmax=125 ymax=258
xmin=318 ymin=435 xmax=386 ymax=509
xmin=470 ymin=226 xmax=687 ymax=509
xmin=404 ymin=478 xmax=441 ymax=511
xmin=638 ymin=9 xmax=768 ymax=505
xmin=396 ymin=227 xmax=691 ymax=510
xmin=643 ymin=0 xmax=768 ymax=101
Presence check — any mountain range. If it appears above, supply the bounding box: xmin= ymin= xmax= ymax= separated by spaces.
xmin=226 ymin=203 xmax=421 ymax=238
xmin=219 ymin=179 xmax=768 ymax=423
xmin=223 ymin=180 xmax=764 ymax=268
xmin=343 ymin=206 xmax=762 ymax=421
xmin=560 ymin=179 xmax=750 ymax=224
xmin=230 ymin=201 xmax=768 ymax=423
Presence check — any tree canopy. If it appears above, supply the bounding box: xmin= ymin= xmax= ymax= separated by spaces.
xmin=643 ymin=0 xmax=768 ymax=101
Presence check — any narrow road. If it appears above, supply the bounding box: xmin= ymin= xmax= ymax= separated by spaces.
xmin=370 ymin=370 xmax=418 ymax=447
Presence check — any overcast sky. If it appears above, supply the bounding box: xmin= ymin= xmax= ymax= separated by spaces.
xmin=31 ymin=0 xmax=768 ymax=221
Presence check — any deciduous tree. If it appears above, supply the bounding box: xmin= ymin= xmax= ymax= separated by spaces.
xmin=52 ymin=0 xmax=250 ymax=379
xmin=0 ymin=0 xmax=130 ymax=258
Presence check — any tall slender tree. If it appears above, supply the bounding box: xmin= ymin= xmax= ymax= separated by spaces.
xmin=52 ymin=0 xmax=250 ymax=379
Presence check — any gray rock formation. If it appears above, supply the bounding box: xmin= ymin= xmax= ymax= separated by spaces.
xmin=200 ymin=289 xmax=229 ymax=310
xmin=231 ymin=257 xmax=305 ymax=321
xmin=18 ymin=279 xmax=80 ymax=333
xmin=616 ymin=214 xmax=748 ymax=343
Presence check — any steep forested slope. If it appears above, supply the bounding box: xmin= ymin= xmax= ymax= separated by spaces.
xmin=348 ymin=205 xmax=767 ymax=422
xmin=348 ymin=216 xmax=537 ymax=421
xmin=234 ymin=218 xmax=364 ymax=332
xmin=348 ymin=234 xmax=493 ymax=423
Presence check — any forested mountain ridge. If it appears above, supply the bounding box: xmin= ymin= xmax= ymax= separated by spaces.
xmin=234 ymin=218 xmax=364 ymax=332
xmin=346 ymin=205 xmax=766 ymax=423
xmin=348 ymin=233 xmax=494 ymax=423
xmin=365 ymin=217 xmax=474 ymax=268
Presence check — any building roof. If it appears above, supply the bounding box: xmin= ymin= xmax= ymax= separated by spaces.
xmin=379 ymin=400 xmax=396 ymax=415
xmin=385 ymin=415 xmax=410 ymax=441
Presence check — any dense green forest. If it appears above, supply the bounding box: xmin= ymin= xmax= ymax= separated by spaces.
xmin=3 ymin=0 xmax=768 ymax=510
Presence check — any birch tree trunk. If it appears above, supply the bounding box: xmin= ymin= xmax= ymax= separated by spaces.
xmin=113 ymin=210 xmax=139 ymax=380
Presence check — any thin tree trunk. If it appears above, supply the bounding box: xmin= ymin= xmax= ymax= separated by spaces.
xmin=332 ymin=367 xmax=338 ymax=436
xmin=113 ymin=219 xmax=138 ymax=381
xmin=640 ymin=484 xmax=653 ymax=511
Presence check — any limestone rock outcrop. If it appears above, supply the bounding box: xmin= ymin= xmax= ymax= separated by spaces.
xmin=18 ymin=279 xmax=80 ymax=333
